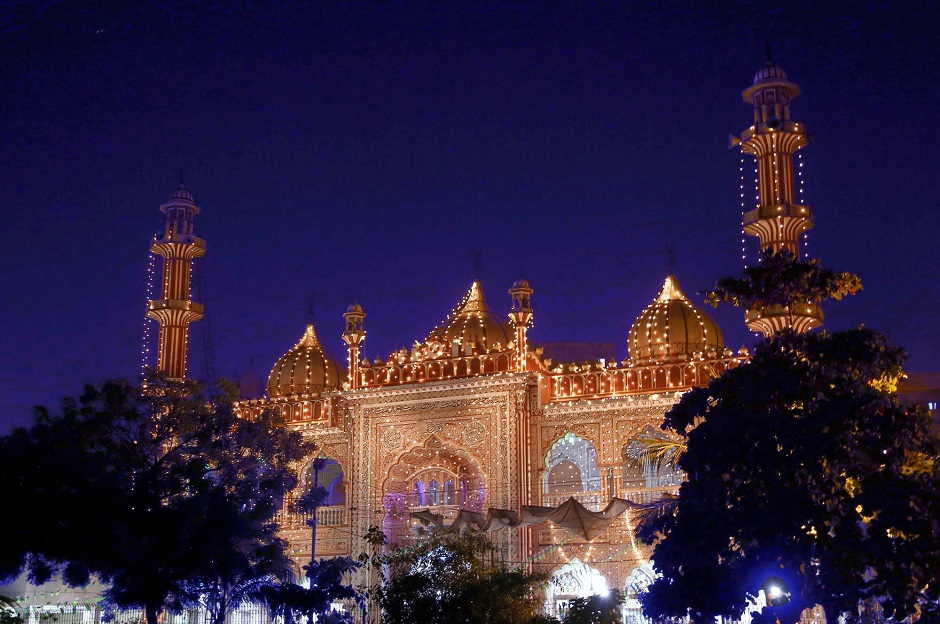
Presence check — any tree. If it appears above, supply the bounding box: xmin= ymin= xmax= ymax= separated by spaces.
xmin=637 ymin=328 xmax=940 ymax=623
xmin=704 ymin=248 xmax=862 ymax=315
xmin=560 ymin=590 xmax=624 ymax=624
xmin=258 ymin=557 xmax=362 ymax=624
xmin=373 ymin=531 xmax=551 ymax=624
xmin=0 ymin=374 xmax=314 ymax=624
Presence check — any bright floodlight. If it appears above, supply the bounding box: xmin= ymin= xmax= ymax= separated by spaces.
xmin=761 ymin=576 xmax=791 ymax=607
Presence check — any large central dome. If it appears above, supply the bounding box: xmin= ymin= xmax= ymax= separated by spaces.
xmin=628 ymin=275 xmax=724 ymax=364
xmin=267 ymin=324 xmax=343 ymax=398
xmin=425 ymin=281 xmax=512 ymax=355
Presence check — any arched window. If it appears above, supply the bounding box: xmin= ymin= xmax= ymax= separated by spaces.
xmin=547 ymin=460 xmax=582 ymax=494
xmin=303 ymin=458 xmax=345 ymax=506
xmin=546 ymin=559 xmax=610 ymax=620
xmin=544 ymin=432 xmax=601 ymax=509
xmin=413 ymin=481 xmax=426 ymax=506
xmin=623 ymin=566 xmax=654 ymax=624
xmin=428 ymin=480 xmax=440 ymax=506
xmin=443 ymin=480 xmax=455 ymax=505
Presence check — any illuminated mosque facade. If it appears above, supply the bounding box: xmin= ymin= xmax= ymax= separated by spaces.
xmin=143 ymin=62 xmax=816 ymax=618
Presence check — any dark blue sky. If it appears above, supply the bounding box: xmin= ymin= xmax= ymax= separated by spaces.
xmin=2 ymin=1 xmax=938 ymax=432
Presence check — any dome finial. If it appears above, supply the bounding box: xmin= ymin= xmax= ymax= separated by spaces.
xmin=471 ymin=248 xmax=483 ymax=281
xmin=764 ymin=42 xmax=774 ymax=65
xmin=666 ymin=242 xmax=677 ymax=276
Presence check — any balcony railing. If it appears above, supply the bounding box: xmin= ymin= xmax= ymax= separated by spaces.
xmin=543 ymin=491 xmax=602 ymax=510
xmin=274 ymin=505 xmax=346 ymax=528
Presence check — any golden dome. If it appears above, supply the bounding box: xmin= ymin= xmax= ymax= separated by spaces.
xmin=629 ymin=275 xmax=724 ymax=363
xmin=426 ymin=281 xmax=512 ymax=354
xmin=267 ymin=324 xmax=343 ymax=398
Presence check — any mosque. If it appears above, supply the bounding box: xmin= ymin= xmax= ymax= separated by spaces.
xmin=1 ymin=61 xmax=830 ymax=622
xmin=143 ymin=60 xmax=818 ymax=620
xmin=162 ymin=60 xmax=825 ymax=621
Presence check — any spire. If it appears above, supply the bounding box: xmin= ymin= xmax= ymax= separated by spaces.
xmin=732 ymin=61 xmax=823 ymax=336
xmin=146 ymin=179 xmax=206 ymax=379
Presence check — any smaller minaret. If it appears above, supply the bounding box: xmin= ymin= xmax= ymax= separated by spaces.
xmin=342 ymin=303 xmax=366 ymax=390
xmin=508 ymin=280 xmax=533 ymax=373
xmin=147 ymin=183 xmax=205 ymax=379
xmin=736 ymin=59 xmax=813 ymax=255
xmin=732 ymin=58 xmax=822 ymax=336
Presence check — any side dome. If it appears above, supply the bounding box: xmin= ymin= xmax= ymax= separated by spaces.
xmin=426 ymin=281 xmax=512 ymax=354
xmin=628 ymin=275 xmax=724 ymax=363
xmin=267 ymin=324 xmax=343 ymax=398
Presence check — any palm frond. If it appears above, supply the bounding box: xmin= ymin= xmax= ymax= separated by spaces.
xmin=625 ymin=432 xmax=687 ymax=469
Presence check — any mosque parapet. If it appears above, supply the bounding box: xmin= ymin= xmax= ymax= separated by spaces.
xmin=547 ymin=351 xmax=744 ymax=402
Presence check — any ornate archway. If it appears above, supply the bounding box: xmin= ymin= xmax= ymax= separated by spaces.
xmin=545 ymin=558 xmax=610 ymax=619
xmin=544 ymin=432 xmax=601 ymax=510
xmin=381 ymin=434 xmax=485 ymax=546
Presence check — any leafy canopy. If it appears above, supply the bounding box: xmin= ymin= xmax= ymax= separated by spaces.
xmin=704 ymin=248 xmax=861 ymax=312
xmin=372 ymin=531 xmax=551 ymax=624
xmin=0 ymin=374 xmax=314 ymax=624
xmin=637 ymin=328 xmax=940 ymax=623
xmin=560 ymin=590 xmax=624 ymax=624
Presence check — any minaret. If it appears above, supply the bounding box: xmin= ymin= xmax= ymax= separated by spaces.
xmin=732 ymin=58 xmax=823 ymax=335
xmin=342 ymin=303 xmax=366 ymax=390
xmin=146 ymin=183 xmax=206 ymax=379
xmin=508 ymin=280 xmax=533 ymax=372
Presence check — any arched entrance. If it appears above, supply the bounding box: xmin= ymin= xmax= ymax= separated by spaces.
xmin=623 ymin=564 xmax=654 ymax=624
xmin=382 ymin=435 xmax=485 ymax=546
xmin=544 ymin=432 xmax=601 ymax=510
xmin=545 ymin=558 xmax=610 ymax=619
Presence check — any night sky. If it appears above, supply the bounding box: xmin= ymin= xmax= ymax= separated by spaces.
xmin=2 ymin=2 xmax=938 ymax=433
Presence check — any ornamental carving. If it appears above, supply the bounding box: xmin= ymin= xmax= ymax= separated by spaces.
xmin=465 ymin=420 xmax=485 ymax=445
xmin=381 ymin=427 xmax=403 ymax=452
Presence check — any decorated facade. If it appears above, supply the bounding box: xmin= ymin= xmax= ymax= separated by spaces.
xmin=141 ymin=61 xmax=816 ymax=619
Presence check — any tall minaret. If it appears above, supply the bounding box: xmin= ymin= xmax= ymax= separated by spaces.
xmin=342 ymin=303 xmax=366 ymax=390
xmin=733 ymin=58 xmax=822 ymax=335
xmin=508 ymin=280 xmax=533 ymax=372
xmin=146 ymin=183 xmax=206 ymax=379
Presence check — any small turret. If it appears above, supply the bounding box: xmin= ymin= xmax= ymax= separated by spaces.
xmin=508 ymin=279 xmax=534 ymax=372
xmin=342 ymin=303 xmax=366 ymax=390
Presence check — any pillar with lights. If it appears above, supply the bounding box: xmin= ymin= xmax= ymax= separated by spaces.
xmin=146 ymin=183 xmax=205 ymax=379
xmin=732 ymin=59 xmax=823 ymax=335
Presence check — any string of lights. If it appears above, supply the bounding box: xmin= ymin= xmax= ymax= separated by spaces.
xmin=139 ymin=247 xmax=157 ymax=374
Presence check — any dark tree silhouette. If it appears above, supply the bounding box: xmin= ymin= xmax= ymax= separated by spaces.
xmin=0 ymin=374 xmax=314 ymax=624
xmin=372 ymin=531 xmax=550 ymax=624
xmin=637 ymin=328 xmax=940 ymax=623
xmin=560 ymin=590 xmax=624 ymax=624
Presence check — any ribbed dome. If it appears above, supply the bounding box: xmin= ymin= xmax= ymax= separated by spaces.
xmin=753 ymin=61 xmax=788 ymax=84
xmin=168 ymin=183 xmax=194 ymax=202
xmin=426 ymin=281 xmax=512 ymax=354
xmin=267 ymin=324 xmax=343 ymax=398
xmin=629 ymin=275 xmax=724 ymax=363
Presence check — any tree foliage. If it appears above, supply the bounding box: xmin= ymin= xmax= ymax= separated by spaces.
xmin=704 ymin=249 xmax=861 ymax=312
xmin=560 ymin=590 xmax=624 ymax=624
xmin=0 ymin=374 xmax=314 ymax=624
xmin=637 ymin=328 xmax=940 ymax=623
xmin=257 ymin=557 xmax=362 ymax=624
xmin=372 ymin=531 xmax=551 ymax=624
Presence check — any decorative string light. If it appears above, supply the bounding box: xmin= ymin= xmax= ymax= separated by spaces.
xmin=740 ymin=149 xmax=748 ymax=267
xmin=798 ymin=149 xmax=809 ymax=259
xmin=139 ymin=247 xmax=157 ymax=374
